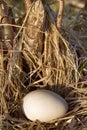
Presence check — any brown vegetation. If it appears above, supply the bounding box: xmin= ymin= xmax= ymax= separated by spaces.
xmin=0 ymin=0 xmax=87 ymax=129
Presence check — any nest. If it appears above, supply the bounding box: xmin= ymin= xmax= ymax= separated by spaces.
xmin=0 ymin=0 xmax=87 ymax=129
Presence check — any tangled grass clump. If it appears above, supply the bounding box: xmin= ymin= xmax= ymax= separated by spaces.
xmin=0 ymin=0 xmax=87 ymax=129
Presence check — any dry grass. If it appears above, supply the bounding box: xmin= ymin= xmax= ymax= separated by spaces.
xmin=0 ymin=0 xmax=87 ymax=130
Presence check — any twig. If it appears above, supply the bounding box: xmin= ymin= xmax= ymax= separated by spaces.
xmin=56 ymin=0 xmax=64 ymax=29
xmin=0 ymin=23 xmax=45 ymax=34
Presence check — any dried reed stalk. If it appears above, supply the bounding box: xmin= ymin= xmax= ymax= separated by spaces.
xmin=57 ymin=0 xmax=64 ymax=29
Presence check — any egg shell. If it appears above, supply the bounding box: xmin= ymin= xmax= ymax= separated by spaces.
xmin=23 ymin=89 xmax=68 ymax=122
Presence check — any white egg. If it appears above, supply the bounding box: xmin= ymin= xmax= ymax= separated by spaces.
xmin=23 ymin=89 xmax=68 ymax=122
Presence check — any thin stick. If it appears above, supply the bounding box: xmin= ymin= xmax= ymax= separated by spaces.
xmin=56 ymin=0 xmax=64 ymax=29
